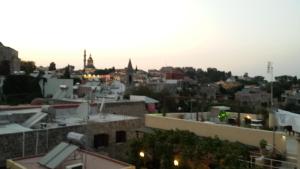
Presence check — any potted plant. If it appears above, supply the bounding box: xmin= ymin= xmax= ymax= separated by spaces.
xmin=259 ymin=139 xmax=268 ymax=155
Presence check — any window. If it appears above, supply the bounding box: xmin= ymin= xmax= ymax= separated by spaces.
xmin=94 ymin=134 xmax=109 ymax=148
xmin=116 ymin=131 xmax=127 ymax=143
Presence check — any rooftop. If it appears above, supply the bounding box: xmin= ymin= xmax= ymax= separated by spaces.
xmin=10 ymin=149 xmax=134 ymax=169
xmin=130 ymin=95 xmax=159 ymax=104
xmin=57 ymin=98 xmax=143 ymax=104
xmin=0 ymin=103 xmax=139 ymax=134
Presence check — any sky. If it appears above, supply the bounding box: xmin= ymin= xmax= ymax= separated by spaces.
xmin=1 ymin=0 xmax=300 ymax=77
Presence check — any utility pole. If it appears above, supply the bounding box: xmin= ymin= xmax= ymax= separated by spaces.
xmin=267 ymin=61 xmax=275 ymax=152
xmin=267 ymin=62 xmax=274 ymax=107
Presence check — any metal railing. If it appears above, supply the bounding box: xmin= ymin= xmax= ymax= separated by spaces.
xmin=239 ymin=155 xmax=297 ymax=169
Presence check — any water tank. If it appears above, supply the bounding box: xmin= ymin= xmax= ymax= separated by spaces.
xmin=67 ymin=132 xmax=87 ymax=146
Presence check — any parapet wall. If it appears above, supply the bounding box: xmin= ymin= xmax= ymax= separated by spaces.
xmin=145 ymin=114 xmax=287 ymax=153
xmin=103 ymin=102 xmax=148 ymax=118
xmin=51 ymin=101 xmax=148 ymax=118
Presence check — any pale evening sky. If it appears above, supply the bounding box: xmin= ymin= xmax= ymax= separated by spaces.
xmin=1 ymin=0 xmax=300 ymax=77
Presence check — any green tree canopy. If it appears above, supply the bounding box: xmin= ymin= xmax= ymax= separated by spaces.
xmin=62 ymin=65 xmax=71 ymax=79
xmin=94 ymin=67 xmax=115 ymax=75
xmin=2 ymin=75 xmax=42 ymax=105
xmin=0 ymin=60 xmax=10 ymax=76
xmin=128 ymin=129 xmax=251 ymax=169
xmin=48 ymin=62 xmax=56 ymax=71
xmin=20 ymin=61 xmax=36 ymax=74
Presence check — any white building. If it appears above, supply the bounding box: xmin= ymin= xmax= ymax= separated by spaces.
xmin=41 ymin=78 xmax=74 ymax=98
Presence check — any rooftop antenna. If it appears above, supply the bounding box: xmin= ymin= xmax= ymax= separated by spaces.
xmin=98 ymin=97 xmax=106 ymax=119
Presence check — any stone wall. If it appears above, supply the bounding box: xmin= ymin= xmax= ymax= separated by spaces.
xmin=0 ymin=42 xmax=20 ymax=74
xmin=86 ymin=118 xmax=144 ymax=161
xmin=86 ymin=118 xmax=143 ymax=146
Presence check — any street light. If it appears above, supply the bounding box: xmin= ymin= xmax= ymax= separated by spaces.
xmin=173 ymin=159 xmax=179 ymax=167
xmin=246 ymin=115 xmax=251 ymax=119
xmin=139 ymin=151 xmax=145 ymax=158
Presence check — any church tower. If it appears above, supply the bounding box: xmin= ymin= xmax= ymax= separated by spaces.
xmin=126 ymin=59 xmax=134 ymax=86
xmin=83 ymin=49 xmax=86 ymax=69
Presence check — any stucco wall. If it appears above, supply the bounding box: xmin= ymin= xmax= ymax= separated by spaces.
xmin=145 ymin=114 xmax=286 ymax=153
xmin=41 ymin=78 xmax=73 ymax=98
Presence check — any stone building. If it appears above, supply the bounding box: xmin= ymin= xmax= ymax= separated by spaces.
xmin=0 ymin=42 xmax=21 ymax=74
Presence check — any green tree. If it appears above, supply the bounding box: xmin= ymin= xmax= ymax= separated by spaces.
xmin=2 ymin=75 xmax=42 ymax=105
xmin=94 ymin=67 xmax=115 ymax=75
xmin=127 ymin=130 xmax=250 ymax=169
xmin=263 ymin=75 xmax=299 ymax=100
xmin=20 ymin=61 xmax=36 ymax=74
xmin=0 ymin=60 xmax=10 ymax=76
xmin=195 ymin=67 xmax=231 ymax=83
xmin=48 ymin=62 xmax=56 ymax=71
xmin=62 ymin=65 xmax=71 ymax=79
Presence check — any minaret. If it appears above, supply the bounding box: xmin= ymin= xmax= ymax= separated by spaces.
xmin=83 ymin=49 xmax=86 ymax=69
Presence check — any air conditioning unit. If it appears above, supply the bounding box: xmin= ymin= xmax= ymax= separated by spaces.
xmin=65 ymin=163 xmax=83 ymax=169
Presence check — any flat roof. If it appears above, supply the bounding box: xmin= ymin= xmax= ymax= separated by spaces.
xmin=0 ymin=105 xmax=41 ymax=111
xmin=0 ymin=108 xmax=42 ymax=115
xmin=57 ymin=98 xmax=143 ymax=104
xmin=211 ymin=106 xmax=231 ymax=110
xmin=13 ymin=149 xmax=133 ymax=169
xmin=88 ymin=113 xmax=138 ymax=123
xmin=0 ymin=123 xmax=32 ymax=134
